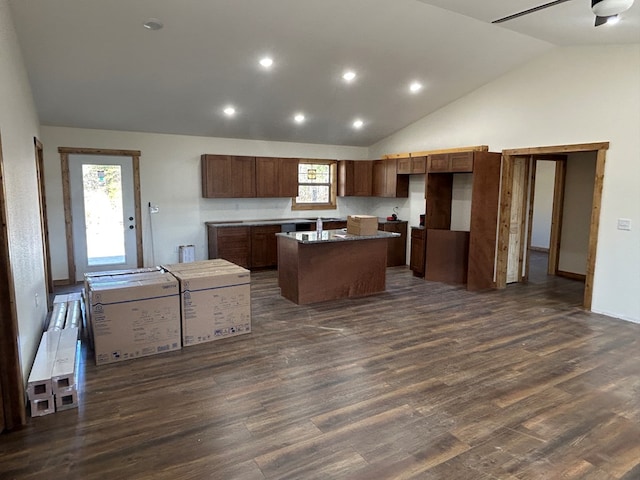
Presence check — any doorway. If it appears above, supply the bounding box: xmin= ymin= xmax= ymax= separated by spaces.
xmin=496 ymin=142 xmax=608 ymax=310
xmin=60 ymin=147 xmax=143 ymax=284
xmin=34 ymin=138 xmax=53 ymax=303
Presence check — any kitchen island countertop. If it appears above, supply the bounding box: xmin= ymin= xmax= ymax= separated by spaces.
xmin=275 ymin=229 xmax=399 ymax=244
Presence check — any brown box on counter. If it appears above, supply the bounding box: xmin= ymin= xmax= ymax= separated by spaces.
xmin=347 ymin=215 xmax=379 ymax=236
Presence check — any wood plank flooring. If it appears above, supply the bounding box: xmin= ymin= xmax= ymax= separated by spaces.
xmin=1 ymin=253 xmax=639 ymax=479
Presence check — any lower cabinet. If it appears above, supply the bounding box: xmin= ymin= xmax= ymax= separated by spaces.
xmin=379 ymin=221 xmax=407 ymax=267
xmin=251 ymin=225 xmax=281 ymax=268
xmin=425 ymin=229 xmax=470 ymax=284
xmin=207 ymin=225 xmax=251 ymax=268
xmin=410 ymin=227 xmax=425 ymax=276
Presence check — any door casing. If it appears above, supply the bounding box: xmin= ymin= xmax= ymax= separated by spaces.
xmin=59 ymin=147 xmax=143 ymax=284
xmin=496 ymin=142 xmax=608 ymax=310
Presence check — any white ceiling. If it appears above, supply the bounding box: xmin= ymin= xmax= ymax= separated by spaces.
xmin=9 ymin=0 xmax=640 ymax=147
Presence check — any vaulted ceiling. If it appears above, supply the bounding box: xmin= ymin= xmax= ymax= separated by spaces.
xmin=9 ymin=0 xmax=640 ymax=146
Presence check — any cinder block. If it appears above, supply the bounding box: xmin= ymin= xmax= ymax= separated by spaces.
xmin=30 ymin=396 xmax=55 ymax=417
xmin=55 ymin=387 xmax=78 ymax=411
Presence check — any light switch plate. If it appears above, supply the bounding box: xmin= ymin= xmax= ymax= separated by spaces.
xmin=617 ymin=218 xmax=631 ymax=231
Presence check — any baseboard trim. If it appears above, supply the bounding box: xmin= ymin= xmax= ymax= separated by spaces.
xmin=53 ymin=279 xmax=72 ymax=287
xmin=557 ymin=270 xmax=586 ymax=282
xmin=529 ymin=246 xmax=549 ymax=253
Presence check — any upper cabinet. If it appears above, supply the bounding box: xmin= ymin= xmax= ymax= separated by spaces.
xmin=427 ymin=151 xmax=474 ymax=173
xmin=256 ymin=157 xmax=299 ymax=198
xmin=397 ymin=156 xmax=426 ymax=174
xmin=338 ymin=160 xmax=372 ymax=196
xmin=372 ymin=159 xmax=409 ymax=198
xmin=202 ymin=154 xmax=297 ymax=198
xmin=201 ymin=155 xmax=256 ymax=198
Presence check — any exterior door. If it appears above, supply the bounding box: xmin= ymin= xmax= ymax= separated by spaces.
xmin=69 ymin=155 xmax=137 ymax=281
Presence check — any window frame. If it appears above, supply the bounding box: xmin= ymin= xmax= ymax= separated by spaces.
xmin=292 ymin=159 xmax=337 ymax=211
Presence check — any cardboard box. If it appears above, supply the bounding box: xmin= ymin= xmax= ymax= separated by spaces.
xmin=347 ymin=215 xmax=379 ymax=236
xmin=165 ymin=260 xmax=251 ymax=346
xmin=88 ymin=271 xmax=181 ymax=365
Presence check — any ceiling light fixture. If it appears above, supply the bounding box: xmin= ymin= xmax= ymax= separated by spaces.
xmin=342 ymin=71 xmax=357 ymax=82
xmin=143 ymin=18 xmax=164 ymax=30
xmin=352 ymin=119 xmax=364 ymax=129
xmin=259 ymin=57 xmax=273 ymax=68
xmin=409 ymin=81 xmax=423 ymax=93
xmin=223 ymin=106 xmax=236 ymax=116
xmin=294 ymin=113 xmax=305 ymax=124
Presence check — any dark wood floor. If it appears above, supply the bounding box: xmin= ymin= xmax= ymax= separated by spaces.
xmin=2 ymin=253 xmax=639 ymax=479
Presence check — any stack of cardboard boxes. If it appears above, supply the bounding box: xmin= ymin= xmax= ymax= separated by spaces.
xmin=84 ymin=259 xmax=251 ymax=366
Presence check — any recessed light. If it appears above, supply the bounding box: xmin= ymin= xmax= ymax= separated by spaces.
xmin=352 ymin=119 xmax=364 ymax=129
xmin=294 ymin=113 xmax=305 ymax=124
xmin=259 ymin=57 xmax=273 ymax=68
xmin=143 ymin=18 xmax=163 ymax=30
xmin=223 ymin=106 xmax=236 ymax=116
xmin=342 ymin=70 xmax=357 ymax=82
xmin=409 ymin=81 xmax=423 ymax=93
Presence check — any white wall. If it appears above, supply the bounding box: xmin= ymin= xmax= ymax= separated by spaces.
xmin=370 ymin=45 xmax=640 ymax=324
xmin=531 ymin=161 xmax=555 ymax=249
xmin=558 ymin=152 xmax=596 ymax=275
xmin=40 ymin=127 xmax=370 ymax=277
xmin=0 ymin=0 xmax=48 ymax=384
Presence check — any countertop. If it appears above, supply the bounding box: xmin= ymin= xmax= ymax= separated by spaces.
xmin=205 ymin=218 xmax=407 ymax=228
xmin=276 ymin=229 xmax=400 ymax=244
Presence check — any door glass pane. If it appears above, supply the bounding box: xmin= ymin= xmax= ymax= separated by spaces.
xmin=82 ymin=164 xmax=125 ymax=266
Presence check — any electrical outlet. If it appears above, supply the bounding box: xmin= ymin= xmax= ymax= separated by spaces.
xmin=617 ymin=218 xmax=631 ymax=231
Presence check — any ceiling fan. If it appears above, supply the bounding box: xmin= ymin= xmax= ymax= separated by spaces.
xmin=492 ymin=0 xmax=635 ymax=27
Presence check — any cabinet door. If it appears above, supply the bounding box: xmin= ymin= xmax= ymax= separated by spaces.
xmin=411 ymin=156 xmax=426 ymax=174
xmin=255 ymin=157 xmax=280 ymax=197
xmin=449 ymin=152 xmax=474 ymax=172
xmin=410 ymin=227 xmax=425 ymax=276
xmin=380 ymin=221 xmax=407 ymax=266
xmin=427 ymin=154 xmax=449 ymax=173
xmin=396 ymin=157 xmax=412 ymax=174
xmin=202 ymin=155 xmax=255 ymax=198
xmin=372 ymin=160 xmax=387 ymax=196
xmin=338 ymin=160 xmax=372 ymax=196
xmin=251 ymin=225 xmax=281 ymax=268
xmin=279 ymin=158 xmax=299 ymax=197
xmin=208 ymin=226 xmax=251 ymax=268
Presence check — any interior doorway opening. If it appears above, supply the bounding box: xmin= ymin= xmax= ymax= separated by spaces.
xmin=497 ymin=142 xmax=608 ymax=310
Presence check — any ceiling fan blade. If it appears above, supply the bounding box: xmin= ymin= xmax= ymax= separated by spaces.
xmin=492 ymin=0 xmax=574 ymax=24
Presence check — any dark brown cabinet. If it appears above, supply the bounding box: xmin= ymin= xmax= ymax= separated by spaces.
xmin=251 ymin=225 xmax=281 ymax=268
xmin=410 ymin=227 xmax=425 ymax=276
xmin=397 ymin=156 xmax=426 ymax=174
xmin=427 ymin=151 xmax=473 ymax=173
xmin=201 ymin=155 xmax=255 ymax=198
xmin=202 ymin=155 xmax=297 ymax=198
xmin=322 ymin=221 xmax=347 ymax=230
xmin=207 ymin=225 xmax=251 ymax=268
xmin=338 ymin=160 xmax=373 ymax=196
xmin=256 ymin=157 xmax=299 ymax=198
xmin=422 ymin=151 xmax=502 ymax=290
xmin=378 ymin=221 xmax=408 ymax=266
xmin=372 ymin=159 xmax=409 ymax=198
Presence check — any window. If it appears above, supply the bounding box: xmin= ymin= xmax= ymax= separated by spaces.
xmin=292 ymin=159 xmax=337 ymax=210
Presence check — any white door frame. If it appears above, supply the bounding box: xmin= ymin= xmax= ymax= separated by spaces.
xmin=60 ymin=147 xmax=143 ymax=284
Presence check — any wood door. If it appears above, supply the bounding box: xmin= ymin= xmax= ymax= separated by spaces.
xmin=256 ymin=157 xmax=279 ymax=197
xmin=506 ymin=157 xmax=528 ymax=283
xmin=396 ymin=157 xmax=411 ymax=174
xmin=425 ymin=173 xmax=453 ymax=229
xmin=427 ymin=154 xmax=449 ymax=172
xmin=410 ymin=227 xmax=425 ymax=276
xmin=232 ymin=156 xmax=257 ymax=197
xmin=411 ymin=156 xmax=426 ymax=174
xmin=381 ymin=221 xmax=407 ymax=266
xmin=210 ymin=226 xmax=251 ymax=268
xmin=353 ymin=161 xmax=373 ymax=196
xmin=202 ymin=155 xmax=255 ymax=198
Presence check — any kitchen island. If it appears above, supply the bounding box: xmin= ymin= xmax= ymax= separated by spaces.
xmin=276 ymin=229 xmax=399 ymax=305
